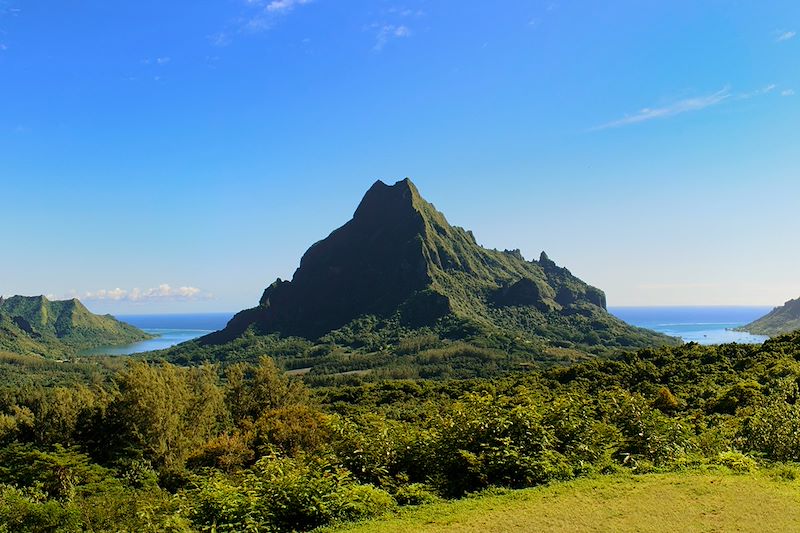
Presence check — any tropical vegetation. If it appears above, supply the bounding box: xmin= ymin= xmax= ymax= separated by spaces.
xmin=1 ymin=332 xmax=800 ymax=531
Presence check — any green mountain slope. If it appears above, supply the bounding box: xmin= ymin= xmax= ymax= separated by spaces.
xmin=740 ymin=297 xmax=800 ymax=336
xmin=199 ymin=179 xmax=674 ymax=359
xmin=0 ymin=295 xmax=151 ymax=356
xmin=0 ymin=310 xmax=65 ymax=357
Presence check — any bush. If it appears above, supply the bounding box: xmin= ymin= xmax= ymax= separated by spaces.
xmin=426 ymin=391 xmax=572 ymax=496
xmin=741 ymin=381 xmax=800 ymax=461
xmin=393 ymin=483 xmax=440 ymax=506
xmin=252 ymin=404 xmax=331 ymax=457
xmin=0 ymin=484 xmax=82 ymax=533
xmin=769 ymin=464 xmax=800 ymax=481
xmin=186 ymin=434 xmax=254 ymax=473
xmin=331 ymin=415 xmax=423 ymax=487
xmin=184 ymin=454 xmax=395 ymax=532
xmin=605 ymin=390 xmax=694 ymax=465
xmin=652 ymin=387 xmax=679 ymax=413
xmin=713 ymin=451 xmax=757 ymax=473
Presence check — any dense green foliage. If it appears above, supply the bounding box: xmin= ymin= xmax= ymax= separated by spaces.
xmin=161 ymin=316 xmax=668 ymax=383
xmin=202 ymin=179 xmax=674 ymax=355
xmin=0 ymin=295 xmax=151 ymax=358
xmin=741 ymin=296 xmax=800 ymax=336
xmin=2 ymin=333 xmax=800 ymax=531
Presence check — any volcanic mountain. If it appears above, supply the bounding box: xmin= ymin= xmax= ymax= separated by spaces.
xmin=203 ymin=179 xmax=671 ymax=351
xmin=0 ymin=295 xmax=151 ymax=356
xmin=740 ymin=297 xmax=800 ymax=336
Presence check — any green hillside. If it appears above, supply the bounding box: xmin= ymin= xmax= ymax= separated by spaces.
xmin=185 ymin=179 xmax=674 ymax=371
xmin=0 ymin=295 xmax=151 ymax=356
xmin=0 ymin=310 xmax=69 ymax=358
xmin=740 ymin=297 xmax=800 ymax=336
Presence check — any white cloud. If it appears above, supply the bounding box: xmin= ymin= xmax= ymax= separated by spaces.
xmin=592 ymin=88 xmax=731 ymax=130
xmin=776 ymin=30 xmax=796 ymax=42
xmin=141 ymin=57 xmax=171 ymax=66
xmin=739 ymin=83 xmax=779 ymax=99
xmin=388 ymin=7 xmax=425 ymax=18
xmin=782 ymin=89 xmax=795 ymax=96
xmin=394 ymin=25 xmax=411 ymax=38
xmin=242 ymin=0 xmax=312 ymax=32
xmin=209 ymin=32 xmax=231 ymax=47
xmin=266 ymin=0 xmax=311 ymax=13
xmin=80 ymin=284 xmax=211 ymax=303
xmin=373 ymin=24 xmax=411 ymax=51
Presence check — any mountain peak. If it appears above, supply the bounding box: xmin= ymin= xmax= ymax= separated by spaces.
xmin=204 ymin=178 xmax=672 ymax=351
xmin=353 ymin=178 xmax=422 ymax=222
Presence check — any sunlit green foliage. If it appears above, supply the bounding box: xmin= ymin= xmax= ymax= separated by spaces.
xmin=1 ymin=333 xmax=800 ymax=531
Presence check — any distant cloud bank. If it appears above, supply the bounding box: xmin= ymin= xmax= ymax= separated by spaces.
xmin=67 ymin=284 xmax=213 ymax=303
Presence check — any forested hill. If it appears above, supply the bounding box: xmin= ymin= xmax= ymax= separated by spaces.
xmin=740 ymin=297 xmax=800 ymax=336
xmin=0 ymin=295 xmax=151 ymax=357
xmin=199 ymin=178 xmax=674 ymax=360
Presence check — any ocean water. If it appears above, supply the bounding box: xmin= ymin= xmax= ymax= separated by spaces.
xmin=610 ymin=306 xmax=772 ymax=345
xmin=81 ymin=313 xmax=233 ymax=356
xmin=84 ymin=307 xmax=773 ymax=355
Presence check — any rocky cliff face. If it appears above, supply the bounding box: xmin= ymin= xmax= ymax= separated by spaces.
xmin=204 ymin=178 xmax=670 ymax=349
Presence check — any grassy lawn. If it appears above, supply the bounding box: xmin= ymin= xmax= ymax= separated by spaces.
xmin=324 ymin=471 xmax=800 ymax=532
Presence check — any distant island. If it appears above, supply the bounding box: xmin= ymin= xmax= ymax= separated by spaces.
xmin=0 ymin=295 xmax=152 ymax=358
xmin=738 ymin=297 xmax=800 ymax=336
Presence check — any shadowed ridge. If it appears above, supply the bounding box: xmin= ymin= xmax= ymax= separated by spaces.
xmin=204 ymin=178 xmax=440 ymax=342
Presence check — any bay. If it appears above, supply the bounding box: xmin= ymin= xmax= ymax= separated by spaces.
xmin=81 ymin=313 xmax=233 ymax=355
xmin=610 ymin=306 xmax=772 ymax=345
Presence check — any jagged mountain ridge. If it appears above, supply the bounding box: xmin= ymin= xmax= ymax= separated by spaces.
xmin=740 ymin=297 xmax=800 ymax=336
xmin=204 ymin=178 xmax=671 ymax=350
xmin=0 ymin=295 xmax=151 ymax=356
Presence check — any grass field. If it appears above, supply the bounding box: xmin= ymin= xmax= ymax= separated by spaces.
xmin=324 ymin=470 xmax=800 ymax=532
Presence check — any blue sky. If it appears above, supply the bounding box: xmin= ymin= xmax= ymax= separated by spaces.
xmin=1 ymin=0 xmax=798 ymax=313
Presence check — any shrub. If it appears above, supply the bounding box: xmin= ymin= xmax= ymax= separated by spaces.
xmin=605 ymin=390 xmax=694 ymax=465
xmin=0 ymin=484 xmax=82 ymax=533
xmin=186 ymin=434 xmax=254 ymax=473
xmin=252 ymin=404 xmax=331 ymax=457
xmin=183 ymin=454 xmax=395 ymax=532
xmin=713 ymin=451 xmax=757 ymax=473
xmin=393 ymin=483 xmax=440 ymax=506
xmin=425 ymin=391 xmax=573 ymax=496
xmin=652 ymin=387 xmax=679 ymax=413
xmin=769 ymin=464 xmax=800 ymax=481
xmin=741 ymin=381 xmax=800 ymax=461
xmin=331 ymin=415 xmax=423 ymax=487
